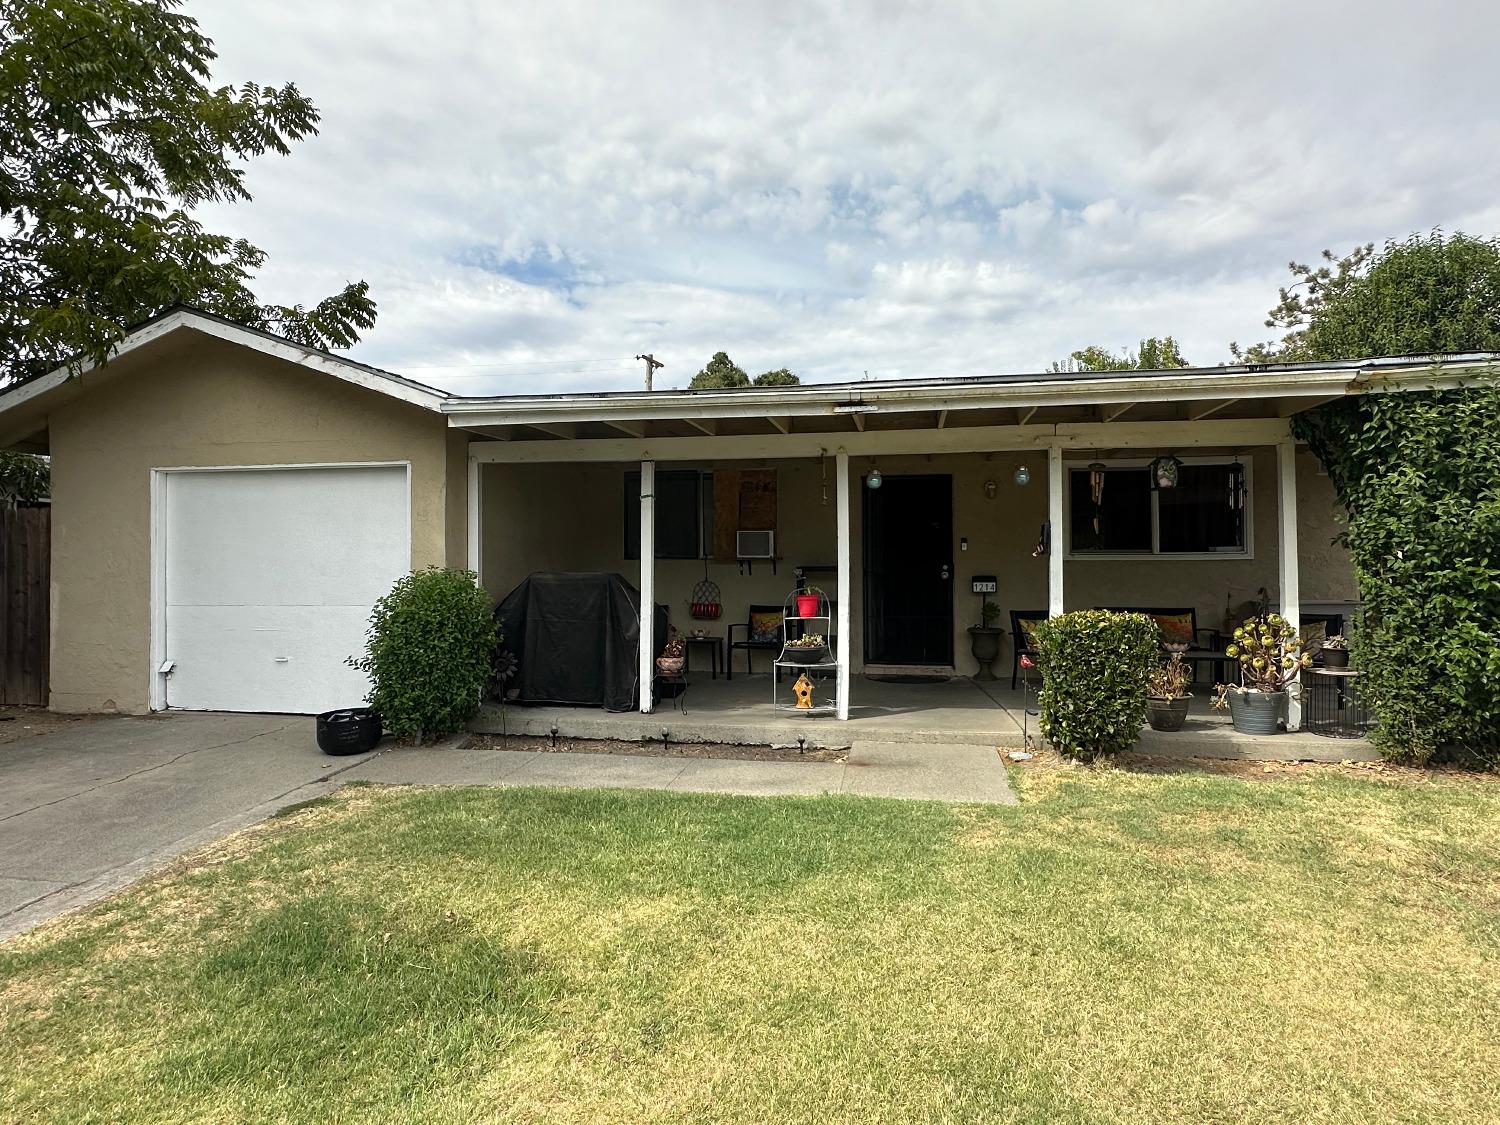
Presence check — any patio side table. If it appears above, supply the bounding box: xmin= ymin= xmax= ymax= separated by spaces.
xmin=684 ymin=634 xmax=723 ymax=680
xmin=1304 ymin=668 xmax=1371 ymax=738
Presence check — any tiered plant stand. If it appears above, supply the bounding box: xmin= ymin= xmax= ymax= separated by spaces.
xmin=773 ymin=589 xmax=839 ymax=717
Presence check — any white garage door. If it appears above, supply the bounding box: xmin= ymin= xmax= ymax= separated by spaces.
xmin=159 ymin=465 xmax=409 ymax=714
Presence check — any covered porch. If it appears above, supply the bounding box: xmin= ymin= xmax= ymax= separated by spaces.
xmin=446 ymin=359 xmax=1416 ymax=737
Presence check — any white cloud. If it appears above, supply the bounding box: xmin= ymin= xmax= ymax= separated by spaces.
xmin=190 ymin=0 xmax=1500 ymax=392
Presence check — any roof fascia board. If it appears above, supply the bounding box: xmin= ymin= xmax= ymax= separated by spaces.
xmin=469 ymin=417 xmax=1291 ymax=464
xmin=441 ymin=355 xmax=1497 ymax=427
xmin=0 ymin=310 xmax=445 ymax=417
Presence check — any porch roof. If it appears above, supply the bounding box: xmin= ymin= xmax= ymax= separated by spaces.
xmin=443 ymin=352 xmax=1498 ymax=443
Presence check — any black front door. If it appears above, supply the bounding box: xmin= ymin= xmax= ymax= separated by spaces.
xmin=863 ymin=474 xmax=954 ymax=665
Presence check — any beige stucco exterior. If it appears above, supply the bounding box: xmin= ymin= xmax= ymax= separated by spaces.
xmin=44 ymin=332 xmax=464 ymax=714
xmin=481 ymin=448 xmax=1357 ymax=678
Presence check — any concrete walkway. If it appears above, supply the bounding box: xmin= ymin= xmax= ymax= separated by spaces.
xmin=343 ymin=740 xmax=1018 ymax=804
xmin=1 ymin=713 xmax=1013 ymax=941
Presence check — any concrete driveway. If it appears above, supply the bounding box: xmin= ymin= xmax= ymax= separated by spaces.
xmin=0 ymin=712 xmax=376 ymax=941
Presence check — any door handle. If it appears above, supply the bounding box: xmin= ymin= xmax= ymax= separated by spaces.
xmin=940 ymin=564 xmax=951 ymax=580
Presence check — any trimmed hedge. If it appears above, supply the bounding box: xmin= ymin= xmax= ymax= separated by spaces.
xmin=348 ymin=567 xmax=497 ymax=742
xmin=1033 ymin=610 xmax=1160 ymax=761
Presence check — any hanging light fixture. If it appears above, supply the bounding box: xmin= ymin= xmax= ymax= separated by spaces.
xmin=1013 ymin=464 xmax=1031 ymax=486
xmin=1149 ymin=454 xmax=1183 ymax=491
xmin=866 ymin=467 xmax=883 ymax=490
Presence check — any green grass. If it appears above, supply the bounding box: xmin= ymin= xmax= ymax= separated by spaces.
xmin=3 ymin=768 xmax=1498 ymax=1123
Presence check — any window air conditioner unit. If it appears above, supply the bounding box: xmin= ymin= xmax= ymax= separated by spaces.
xmin=736 ymin=530 xmax=775 ymax=559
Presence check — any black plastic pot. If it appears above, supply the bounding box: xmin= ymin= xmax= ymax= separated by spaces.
xmin=1146 ymin=696 xmax=1190 ymax=732
xmin=1322 ymin=648 xmax=1349 ymax=669
xmin=316 ymin=708 xmax=383 ymax=755
xmin=781 ymin=646 xmax=831 ymax=665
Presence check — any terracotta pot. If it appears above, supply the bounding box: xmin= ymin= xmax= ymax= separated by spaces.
xmin=795 ymin=594 xmax=821 ymax=618
xmin=1226 ymin=689 xmax=1286 ymax=735
xmin=1146 ymin=696 xmax=1189 ymax=732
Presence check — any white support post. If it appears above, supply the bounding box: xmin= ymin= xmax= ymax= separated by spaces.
xmin=1277 ymin=437 xmax=1302 ymax=730
xmin=638 ymin=460 xmax=656 ymax=714
xmin=466 ymin=455 xmax=481 ymax=580
xmin=836 ymin=449 xmax=852 ymax=720
xmin=1047 ymin=444 xmax=1065 ymax=617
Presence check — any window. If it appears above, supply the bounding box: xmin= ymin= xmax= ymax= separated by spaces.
xmin=1067 ymin=460 xmax=1249 ymax=557
xmin=624 ymin=470 xmax=714 ymax=559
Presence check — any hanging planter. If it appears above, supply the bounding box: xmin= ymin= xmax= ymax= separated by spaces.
xmin=689 ymin=571 xmax=722 ymax=620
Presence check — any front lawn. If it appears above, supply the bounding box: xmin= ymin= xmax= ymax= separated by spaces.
xmin=3 ymin=767 xmax=1498 ymax=1123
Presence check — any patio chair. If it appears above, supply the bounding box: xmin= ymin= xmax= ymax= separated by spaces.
xmin=1298 ymin=612 xmax=1343 ymax=663
xmin=1010 ymin=609 xmax=1047 ymax=690
xmin=1101 ymin=606 xmax=1224 ymax=684
xmin=728 ymin=604 xmax=785 ymax=680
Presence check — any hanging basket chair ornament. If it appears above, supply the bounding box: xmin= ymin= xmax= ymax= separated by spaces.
xmin=689 ymin=576 xmax=722 ymax=620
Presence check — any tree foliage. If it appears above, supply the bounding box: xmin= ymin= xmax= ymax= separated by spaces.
xmin=1049 ymin=336 xmax=1188 ymax=373
xmin=0 ymin=449 xmax=48 ymax=506
xmin=1270 ymin=230 xmax=1500 ymax=764
xmin=687 ymin=352 xmax=801 ymax=388
xmin=1232 ymin=231 xmax=1500 ymax=363
xmin=0 ymin=0 xmax=377 ymax=388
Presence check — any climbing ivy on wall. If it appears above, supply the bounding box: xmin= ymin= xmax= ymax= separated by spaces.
xmin=1292 ymin=383 xmax=1500 ymax=764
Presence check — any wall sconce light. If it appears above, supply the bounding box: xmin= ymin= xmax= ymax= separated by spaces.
xmin=866 ymin=467 xmax=883 ymax=490
xmin=984 ymin=479 xmax=998 ymax=500
xmin=1013 ymin=464 xmax=1031 ymax=486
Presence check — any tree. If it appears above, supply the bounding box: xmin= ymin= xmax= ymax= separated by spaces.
xmin=688 ymin=351 xmax=750 ymax=389
xmin=0 ymin=450 xmax=48 ymax=507
xmin=1048 ymin=336 xmax=1188 ymax=373
xmin=752 ymin=367 xmax=800 ymax=387
xmin=1231 ymin=231 xmax=1500 ymax=363
xmin=1266 ymin=230 xmax=1500 ymax=763
xmin=0 ymin=0 xmax=377 ymax=389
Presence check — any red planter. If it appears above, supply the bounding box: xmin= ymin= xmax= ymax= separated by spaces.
xmin=795 ymin=594 xmax=820 ymax=618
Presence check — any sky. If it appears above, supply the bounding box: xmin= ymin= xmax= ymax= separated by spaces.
xmin=192 ymin=0 xmax=1500 ymax=395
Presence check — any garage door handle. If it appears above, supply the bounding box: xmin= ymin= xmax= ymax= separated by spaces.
xmin=274 ymin=657 xmax=290 ymax=663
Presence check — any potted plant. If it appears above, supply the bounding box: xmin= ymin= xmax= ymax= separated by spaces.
xmin=1145 ymin=654 xmax=1192 ymax=731
xmin=968 ymin=600 xmax=1004 ymax=681
xmin=1320 ymin=634 xmax=1349 ymax=669
xmin=782 ymin=632 xmax=830 ymax=665
xmin=794 ymin=586 xmax=825 ymax=619
xmin=1213 ymin=614 xmax=1312 ymax=734
xmin=656 ymin=629 xmax=686 ymax=675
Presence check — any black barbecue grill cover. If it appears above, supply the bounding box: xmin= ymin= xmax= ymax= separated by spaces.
xmin=494 ymin=572 xmax=667 ymax=712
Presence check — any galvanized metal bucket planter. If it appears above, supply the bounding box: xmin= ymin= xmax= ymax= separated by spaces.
xmin=1225 ymin=689 xmax=1286 ymax=735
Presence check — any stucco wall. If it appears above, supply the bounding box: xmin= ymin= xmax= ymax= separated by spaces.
xmin=47 ymin=334 xmax=454 ymax=714
xmin=481 ymin=447 xmax=1357 ymax=678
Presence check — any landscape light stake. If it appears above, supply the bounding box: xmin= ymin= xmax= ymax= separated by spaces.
xmin=661 ymin=727 xmax=671 ymax=752
xmin=549 ymin=723 xmax=559 ymax=750
xmin=797 ymin=736 xmax=807 ymax=756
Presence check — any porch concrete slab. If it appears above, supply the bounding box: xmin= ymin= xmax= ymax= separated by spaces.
xmin=666 ymin=757 xmax=844 ymax=797
xmin=477 ymin=674 xmax=1027 ymax=749
xmin=843 ymin=742 xmax=1018 ymax=804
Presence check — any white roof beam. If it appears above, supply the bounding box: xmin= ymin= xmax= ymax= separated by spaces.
xmin=1101 ymin=402 xmax=1136 ymax=422
xmin=1188 ymin=399 xmax=1238 ymax=421
xmin=530 ymin=421 xmax=577 ymax=439
xmin=682 ymin=417 xmax=716 ymax=436
xmin=601 ymin=419 xmax=646 ymax=438
xmin=769 ymin=416 xmax=791 ymax=434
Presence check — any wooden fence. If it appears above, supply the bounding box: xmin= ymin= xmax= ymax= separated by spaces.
xmin=1 ymin=506 xmax=49 ymax=706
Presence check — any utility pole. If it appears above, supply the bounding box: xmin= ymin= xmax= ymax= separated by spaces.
xmin=635 ymin=353 xmax=664 ymax=391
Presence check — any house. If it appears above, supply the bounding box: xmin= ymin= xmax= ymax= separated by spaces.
xmin=1 ymin=306 xmax=1489 ymax=728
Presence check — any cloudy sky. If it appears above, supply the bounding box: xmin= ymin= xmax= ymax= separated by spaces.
xmin=194 ymin=0 xmax=1500 ymax=394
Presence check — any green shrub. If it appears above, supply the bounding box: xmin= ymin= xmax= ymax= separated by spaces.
xmin=1033 ymin=610 xmax=1160 ymax=761
xmin=348 ymin=567 xmax=497 ymax=741
xmin=1295 ymin=384 xmax=1500 ymax=765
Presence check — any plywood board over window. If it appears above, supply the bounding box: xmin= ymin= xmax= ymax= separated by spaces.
xmin=712 ymin=468 xmax=777 ymax=560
